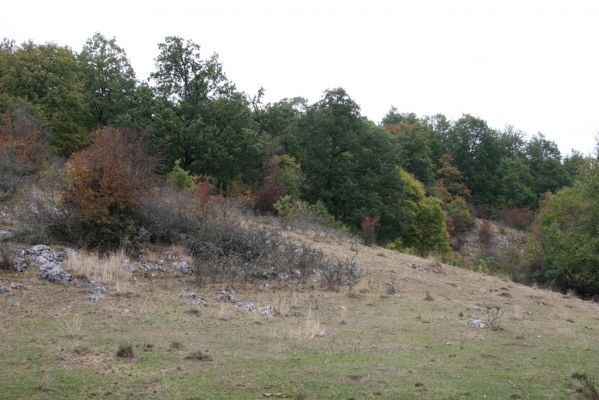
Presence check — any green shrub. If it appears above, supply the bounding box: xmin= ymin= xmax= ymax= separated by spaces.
xmin=274 ymin=195 xmax=348 ymax=231
xmin=524 ymin=166 xmax=599 ymax=297
xmin=167 ymin=160 xmax=195 ymax=191
xmin=394 ymin=169 xmax=450 ymax=255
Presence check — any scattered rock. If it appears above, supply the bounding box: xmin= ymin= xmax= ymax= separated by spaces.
xmin=236 ymin=302 xmax=255 ymax=312
xmin=181 ymin=292 xmax=208 ymax=307
xmin=216 ymin=289 xmax=236 ymax=303
xmin=173 ymin=260 xmax=191 ymax=274
xmin=30 ymin=244 xmax=50 ymax=253
xmin=181 ymin=292 xmax=198 ymax=300
xmin=468 ymin=319 xmax=487 ymax=329
xmin=528 ymin=295 xmax=549 ymax=306
xmin=143 ymin=263 xmax=165 ymax=272
xmin=409 ymin=262 xmax=425 ymax=272
xmin=0 ymin=230 xmax=13 ymax=242
xmin=467 ymin=304 xmax=484 ymax=312
xmin=278 ymin=273 xmax=289 ymax=281
xmin=195 ymin=297 xmax=208 ymax=307
xmin=85 ymin=281 xmax=106 ymax=301
xmin=85 ymin=293 xmax=104 ymax=302
xmin=14 ymin=245 xmax=74 ymax=278
xmin=39 ymin=261 xmax=72 ymax=284
xmin=10 ymin=283 xmax=25 ymax=290
xmin=259 ymin=305 xmax=274 ymax=316
xmin=0 ymin=285 xmax=7 ymax=294
xmin=408 ymin=262 xmax=441 ymax=273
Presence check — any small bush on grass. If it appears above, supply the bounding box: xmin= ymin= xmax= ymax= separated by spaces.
xmin=185 ymin=351 xmax=211 ymax=361
xmin=116 ymin=344 xmax=134 ymax=359
xmin=0 ymin=243 xmax=16 ymax=270
xmin=570 ymin=372 xmax=599 ymax=400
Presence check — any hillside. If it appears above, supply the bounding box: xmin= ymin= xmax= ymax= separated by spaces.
xmin=1 ymin=230 xmax=598 ymax=399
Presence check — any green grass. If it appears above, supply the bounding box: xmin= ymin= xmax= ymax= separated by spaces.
xmin=1 ymin=244 xmax=599 ymax=399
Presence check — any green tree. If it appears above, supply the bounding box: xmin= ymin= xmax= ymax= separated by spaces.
xmin=149 ymin=37 xmax=264 ymax=185
xmin=285 ymin=89 xmax=449 ymax=253
xmin=395 ymin=169 xmax=450 ymax=255
xmin=525 ymin=134 xmax=569 ymax=200
xmin=151 ymin=36 xmax=230 ymax=120
xmin=78 ymin=33 xmax=137 ymax=127
xmin=443 ymin=115 xmax=502 ymax=205
xmin=497 ymin=157 xmax=536 ymax=208
xmin=383 ymin=109 xmax=436 ymax=188
xmin=525 ymin=165 xmax=599 ymax=296
xmin=0 ymin=41 xmax=89 ymax=156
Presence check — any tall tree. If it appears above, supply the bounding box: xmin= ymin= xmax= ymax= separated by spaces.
xmin=151 ymin=36 xmax=230 ymax=120
xmin=149 ymin=37 xmax=264 ymax=185
xmin=286 ymin=89 xmax=448 ymax=252
xmin=525 ymin=134 xmax=569 ymax=199
xmin=78 ymin=33 xmax=136 ymax=127
xmin=383 ymin=109 xmax=437 ymax=187
xmin=443 ymin=115 xmax=502 ymax=205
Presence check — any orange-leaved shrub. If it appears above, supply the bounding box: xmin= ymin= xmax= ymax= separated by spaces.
xmin=65 ymin=127 xmax=157 ymax=247
xmin=361 ymin=216 xmax=379 ymax=245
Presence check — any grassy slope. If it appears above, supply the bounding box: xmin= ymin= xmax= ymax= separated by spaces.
xmin=1 ymin=234 xmax=598 ymax=400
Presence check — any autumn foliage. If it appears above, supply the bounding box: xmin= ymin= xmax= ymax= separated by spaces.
xmin=65 ymin=128 xmax=156 ymax=243
xmin=361 ymin=216 xmax=379 ymax=245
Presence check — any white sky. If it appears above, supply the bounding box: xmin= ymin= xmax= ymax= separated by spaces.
xmin=4 ymin=0 xmax=599 ymax=154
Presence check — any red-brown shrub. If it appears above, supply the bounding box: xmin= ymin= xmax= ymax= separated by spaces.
xmin=65 ymin=128 xmax=157 ymax=246
xmin=361 ymin=216 xmax=379 ymax=245
xmin=503 ymin=207 xmax=534 ymax=230
xmin=479 ymin=219 xmax=493 ymax=244
xmin=254 ymin=185 xmax=287 ymax=214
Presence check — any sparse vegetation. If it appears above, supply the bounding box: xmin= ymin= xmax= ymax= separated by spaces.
xmin=63 ymin=249 xmax=132 ymax=293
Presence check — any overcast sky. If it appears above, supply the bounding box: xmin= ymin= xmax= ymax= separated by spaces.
xmin=4 ymin=0 xmax=599 ymax=154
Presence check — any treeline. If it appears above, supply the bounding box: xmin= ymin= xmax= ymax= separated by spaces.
xmin=1 ymin=34 xmax=597 ymax=295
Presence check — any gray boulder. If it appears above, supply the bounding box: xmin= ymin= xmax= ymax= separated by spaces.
xmin=0 ymin=230 xmax=13 ymax=242
xmin=0 ymin=285 xmax=6 ymax=294
xmin=181 ymin=292 xmax=208 ymax=307
xmin=39 ymin=261 xmax=72 ymax=284
xmin=468 ymin=319 xmax=486 ymax=329
xmin=235 ymin=302 xmax=255 ymax=312
xmin=259 ymin=305 xmax=274 ymax=316
xmin=174 ymin=260 xmax=191 ymax=274
xmin=217 ymin=289 xmax=236 ymax=303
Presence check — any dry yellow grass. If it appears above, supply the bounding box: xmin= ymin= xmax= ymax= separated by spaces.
xmin=63 ymin=249 xmax=132 ymax=293
xmin=290 ymin=308 xmax=326 ymax=339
